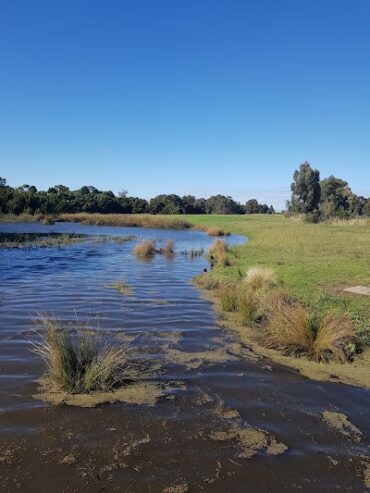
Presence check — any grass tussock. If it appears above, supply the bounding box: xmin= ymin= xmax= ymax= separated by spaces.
xmin=209 ymin=239 xmax=229 ymax=266
xmin=160 ymin=239 xmax=175 ymax=256
xmin=32 ymin=318 xmax=138 ymax=394
xmin=218 ymin=284 xmax=239 ymax=312
xmin=207 ymin=227 xmax=226 ymax=237
xmin=265 ymin=301 xmax=355 ymax=362
xmin=313 ymin=313 xmax=356 ymax=362
xmin=244 ymin=266 xmax=277 ymax=291
xmin=57 ymin=213 xmax=191 ymax=230
xmin=133 ymin=240 xmax=157 ymax=258
xmin=237 ymin=289 xmax=262 ymax=326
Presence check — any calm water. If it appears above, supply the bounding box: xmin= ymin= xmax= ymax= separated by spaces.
xmin=0 ymin=222 xmax=369 ymax=492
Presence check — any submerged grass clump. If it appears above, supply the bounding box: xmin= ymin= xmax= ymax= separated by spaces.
xmin=160 ymin=239 xmax=175 ymax=256
xmin=32 ymin=318 xmax=138 ymax=394
xmin=0 ymin=232 xmax=87 ymax=249
xmin=181 ymin=248 xmax=205 ymax=257
xmin=133 ymin=239 xmax=157 ymax=258
xmin=109 ymin=281 xmax=134 ymax=296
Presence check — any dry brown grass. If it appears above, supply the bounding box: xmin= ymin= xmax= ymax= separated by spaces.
xmin=209 ymin=239 xmax=229 ymax=266
xmin=32 ymin=318 xmax=138 ymax=394
xmin=160 ymin=239 xmax=175 ymax=256
xmin=207 ymin=227 xmax=226 ymax=237
xmin=264 ymin=300 xmax=355 ymax=362
xmin=313 ymin=314 xmax=355 ymax=362
xmin=244 ymin=266 xmax=277 ymax=291
xmin=265 ymin=301 xmax=314 ymax=356
xmin=133 ymin=240 xmax=157 ymax=258
xmin=57 ymin=213 xmax=191 ymax=230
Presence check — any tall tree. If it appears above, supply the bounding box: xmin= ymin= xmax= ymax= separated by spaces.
xmin=290 ymin=161 xmax=321 ymax=213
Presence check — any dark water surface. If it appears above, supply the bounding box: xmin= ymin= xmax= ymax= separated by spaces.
xmin=0 ymin=223 xmax=369 ymax=492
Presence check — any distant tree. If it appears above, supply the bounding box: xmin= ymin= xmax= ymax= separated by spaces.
xmin=205 ymin=195 xmax=243 ymax=214
xmin=290 ymin=161 xmax=321 ymax=213
xmin=0 ymin=177 xmax=6 ymax=187
xmin=268 ymin=205 xmax=275 ymax=214
xmin=363 ymin=199 xmax=370 ymax=217
xmin=245 ymin=199 xmax=259 ymax=214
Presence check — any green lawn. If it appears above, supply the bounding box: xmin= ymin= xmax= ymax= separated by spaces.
xmin=180 ymin=214 xmax=370 ymax=341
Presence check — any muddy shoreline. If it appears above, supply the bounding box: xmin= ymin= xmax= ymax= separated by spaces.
xmin=196 ymin=283 xmax=370 ymax=390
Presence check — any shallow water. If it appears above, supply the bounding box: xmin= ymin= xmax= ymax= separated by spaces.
xmin=0 ymin=222 xmax=369 ymax=492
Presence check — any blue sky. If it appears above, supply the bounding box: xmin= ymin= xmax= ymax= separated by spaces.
xmin=1 ymin=0 xmax=369 ymax=209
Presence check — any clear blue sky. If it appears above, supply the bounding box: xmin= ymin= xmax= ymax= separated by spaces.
xmin=1 ymin=0 xmax=369 ymax=209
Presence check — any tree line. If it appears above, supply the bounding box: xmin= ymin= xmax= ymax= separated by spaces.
xmin=288 ymin=162 xmax=370 ymax=221
xmin=0 ymin=178 xmax=275 ymax=216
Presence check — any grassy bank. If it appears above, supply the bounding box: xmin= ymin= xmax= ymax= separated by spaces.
xmin=181 ymin=214 xmax=370 ymax=387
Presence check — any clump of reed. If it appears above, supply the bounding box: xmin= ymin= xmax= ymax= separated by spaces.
xmin=57 ymin=213 xmax=191 ymax=230
xmin=208 ymin=239 xmax=229 ymax=266
xmin=244 ymin=266 xmax=277 ymax=291
xmin=133 ymin=239 xmax=157 ymax=258
xmin=32 ymin=318 xmax=138 ymax=394
xmin=159 ymin=239 xmax=175 ymax=256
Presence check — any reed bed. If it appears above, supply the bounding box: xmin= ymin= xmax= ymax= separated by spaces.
xmin=57 ymin=213 xmax=191 ymax=230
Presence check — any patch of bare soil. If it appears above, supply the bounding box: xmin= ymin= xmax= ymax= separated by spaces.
xmin=34 ymin=381 xmax=169 ymax=407
xmin=163 ymin=346 xmax=237 ymax=369
xmin=321 ymin=411 xmax=362 ymax=442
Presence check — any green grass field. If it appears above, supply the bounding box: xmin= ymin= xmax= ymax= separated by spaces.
xmin=181 ymin=214 xmax=370 ymax=343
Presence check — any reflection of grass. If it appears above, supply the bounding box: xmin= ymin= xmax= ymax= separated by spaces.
xmin=32 ymin=317 xmax=139 ymax=394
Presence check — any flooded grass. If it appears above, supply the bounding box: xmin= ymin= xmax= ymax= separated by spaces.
xmin=0 ymin=232 xmax=87 ymax=248
xmin=180 ymin=248 xmax=204 ymax=257
xmin=32 ymin=317 xmax=139 ymax=394
xmin=108 ymin=280 xmax=134 ymax=296
xmin=133 ymin=239 xmax=157 ymax=258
